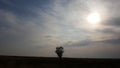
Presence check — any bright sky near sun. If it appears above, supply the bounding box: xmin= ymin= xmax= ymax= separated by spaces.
xmin=0 ymin=0 xmax=120 ymax=58
xmin=87 ymin=12 xmax=101 ymax=24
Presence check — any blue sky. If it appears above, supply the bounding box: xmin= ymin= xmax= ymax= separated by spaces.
xmin=0 ymin=0 xmax=120 ymax=58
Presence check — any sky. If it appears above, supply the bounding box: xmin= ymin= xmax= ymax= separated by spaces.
xmin=0 ymin=0 xmax=120 ymax=58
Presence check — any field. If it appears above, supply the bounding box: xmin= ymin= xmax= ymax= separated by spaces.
xmin=0 ymin=55 xmax=120 ymax=68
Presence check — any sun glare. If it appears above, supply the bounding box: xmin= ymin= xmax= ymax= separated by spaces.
xmin=87 ymin=12 xmax=101 ymax=24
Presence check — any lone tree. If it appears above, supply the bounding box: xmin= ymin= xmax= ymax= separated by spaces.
xmin=55 ymin=46 xmax=64 ymax=60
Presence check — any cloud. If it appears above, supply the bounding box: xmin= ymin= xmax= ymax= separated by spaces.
xmin=0 ymin=0 xmax=120 ymax=58
xmin=64 ymin=36 xmax=120 ymax=47
xmin=64 ymin=40 xmax=120 ymax=58
xmin=0 ymin=9 xmax=45 ymax=53
xmin=103 ymin=17 xmax=120 ymax=27
xmin=100 ymin=38 xmax=120 ymax=45
xmin=64 ymin=39 xmax=93 ymax=47
xmin=0 ymin=6 xmax=70 ymax=56
xmin=63 ymin=37 xmax=120 ymax=58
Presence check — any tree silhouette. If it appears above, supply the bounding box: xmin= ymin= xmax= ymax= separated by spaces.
xmin=55 ymin=46 xmax=64 ymax=60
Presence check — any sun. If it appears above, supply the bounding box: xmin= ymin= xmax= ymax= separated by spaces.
xmin=87 ymin=12 xmax=101 ymax=24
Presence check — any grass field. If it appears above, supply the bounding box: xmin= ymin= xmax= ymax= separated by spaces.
xmin=0 ymin=55 xmax=120 ymax=68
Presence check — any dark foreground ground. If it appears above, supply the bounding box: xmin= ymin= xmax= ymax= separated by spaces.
xmin=0 ymin=55 xmax=120 ymax=68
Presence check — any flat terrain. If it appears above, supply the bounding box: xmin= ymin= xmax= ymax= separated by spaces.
xmin=0 ymin=55 xmax=120 ymax=68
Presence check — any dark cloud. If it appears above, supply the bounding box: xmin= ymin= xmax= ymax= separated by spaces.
xmin=44 ymin=35 xmax=52 ymax=38
xmin=96 ymin=28 xmax=115 ymax=34
xmin=0 ymin=0 xmax=52 ymax=18
xmin=103 ymin=17 xmax=120 ymax=27
xmin=65 ymin=37 xmax=120 ymax=47
xmin=65 ymin=39 xmax=94 ymax=47
xmin=101 ymin=38 xmax=120 ymax=45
